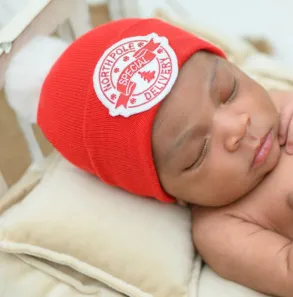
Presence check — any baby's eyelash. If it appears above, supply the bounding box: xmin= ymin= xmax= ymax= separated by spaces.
xmin=226 ymin=78 xmax=238 ymax=104
xmin=195 ymin=139 xmax=209 ymax=167
xmin=185 ymin=138 xmax=209 ymax=171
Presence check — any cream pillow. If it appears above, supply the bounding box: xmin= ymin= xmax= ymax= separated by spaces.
xmin=0 ymin=155 xmax=197 ymax=297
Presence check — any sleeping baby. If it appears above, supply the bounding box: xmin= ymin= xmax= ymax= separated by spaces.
xmin=37 ymin=18 xmax=293 ymax=297
xmin=153 ymin=50 xmax=293 ymax=297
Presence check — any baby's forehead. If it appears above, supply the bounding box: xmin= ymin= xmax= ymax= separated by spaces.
xmin=154 ymin=52 xmax=217 ymax=122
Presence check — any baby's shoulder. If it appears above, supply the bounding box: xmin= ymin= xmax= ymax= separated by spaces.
xmin=191 ymin=206 xmax=266 ymax=264
xmin=191 ymin=205 xmax=251 ymax=237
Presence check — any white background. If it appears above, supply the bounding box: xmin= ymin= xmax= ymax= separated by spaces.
xmin=134 ymin=0 xmax=293 ymax=66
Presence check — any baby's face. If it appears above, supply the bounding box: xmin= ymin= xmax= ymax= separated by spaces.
xmin=152 ymin=51 xmax=281 ymax=207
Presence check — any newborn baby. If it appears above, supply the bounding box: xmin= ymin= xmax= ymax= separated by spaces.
xmin=37 ymin=18 xmax=293 ymax=297
xmin=152 ymin=50 xmax=293 ymax=297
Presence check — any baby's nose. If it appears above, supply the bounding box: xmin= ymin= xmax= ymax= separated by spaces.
xmin=221 ymin=113 xmax=251 ymax=152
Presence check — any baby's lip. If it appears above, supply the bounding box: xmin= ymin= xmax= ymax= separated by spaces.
xmin=251 ymin=130 xmax=273 ymax=168
xmin=254 ymin=132 xmax=269 ymax=156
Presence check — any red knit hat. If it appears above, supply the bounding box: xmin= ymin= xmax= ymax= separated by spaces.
xmin=38 ymin=18 xmax=225 ymax=203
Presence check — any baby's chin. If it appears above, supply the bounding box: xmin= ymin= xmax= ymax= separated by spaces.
xmin=190 ymin=193 xmax=246 ymax=208
xmin=198 ymin=182 xmax=263 ymax=208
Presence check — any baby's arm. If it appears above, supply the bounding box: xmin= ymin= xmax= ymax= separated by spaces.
xmin=192 ymin=207 xmax=293 ymax=297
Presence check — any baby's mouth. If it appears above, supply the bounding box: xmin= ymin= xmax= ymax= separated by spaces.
xmin=252 ymin=130 xmax=273 ymax=168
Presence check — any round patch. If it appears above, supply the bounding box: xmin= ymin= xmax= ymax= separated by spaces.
xmin=93 ymin=33 xmax=178 ymax=117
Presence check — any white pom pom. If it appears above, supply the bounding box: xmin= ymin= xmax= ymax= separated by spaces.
xmin=4 ymin=35 xmax=69 ymax=123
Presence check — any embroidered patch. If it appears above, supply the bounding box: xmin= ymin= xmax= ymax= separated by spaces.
xmin=93 ymin=33 xmax=178 ymax=117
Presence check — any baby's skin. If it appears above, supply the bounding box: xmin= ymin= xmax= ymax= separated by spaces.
xmin=152 ymin=51 xmax=293 ymax=296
